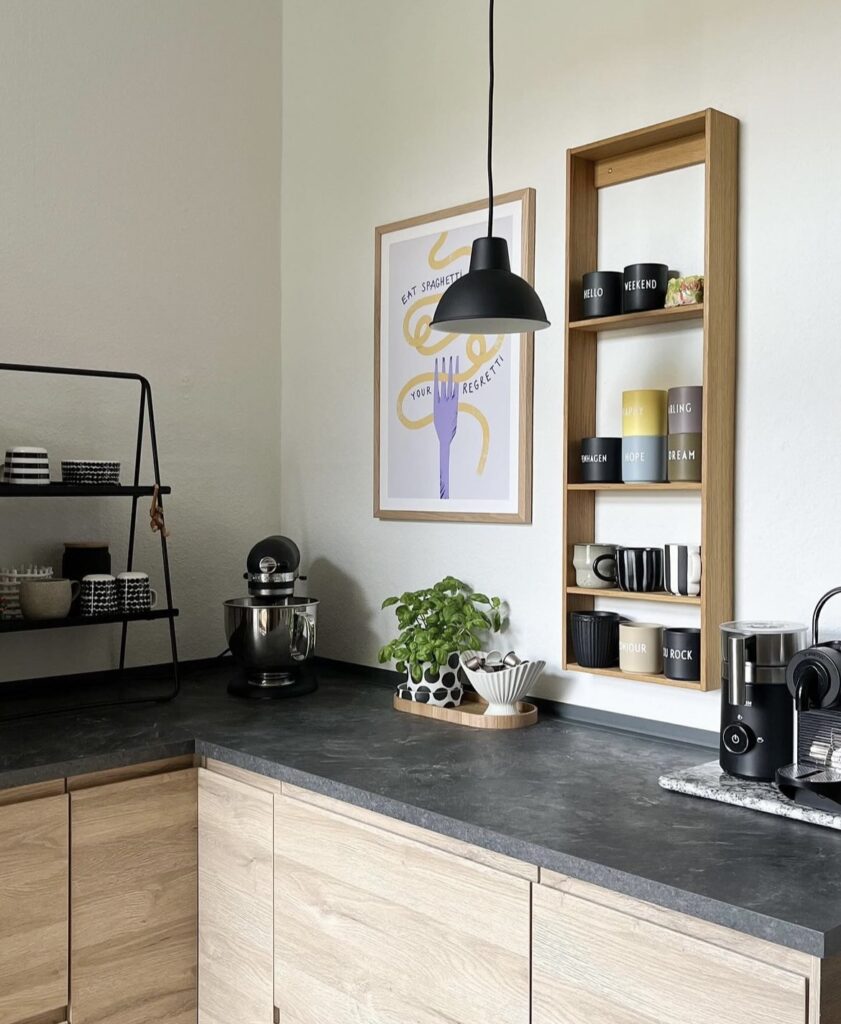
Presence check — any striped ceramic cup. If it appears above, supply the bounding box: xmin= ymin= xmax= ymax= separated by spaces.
xmin=615 ymin=546 xmax=664 ymax=593
xmin=664 ymin=544 xmax=702 ymax=597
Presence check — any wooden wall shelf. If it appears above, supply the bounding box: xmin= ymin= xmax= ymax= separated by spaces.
xmin=562 ymin=109 xmax=738 ymax=692
xmin=567 ymin=482 xmax=702 ymax=492
xmin=565 ymin=662 xmax=703 ymax=692
xmin=569 ymin=304 xmax=703 ymax=333
xmin=566 ymin=587 xmax=700 ymax=606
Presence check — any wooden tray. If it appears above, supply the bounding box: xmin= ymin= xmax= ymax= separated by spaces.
xmin=393 ymin=690 xmax=537 ymax=730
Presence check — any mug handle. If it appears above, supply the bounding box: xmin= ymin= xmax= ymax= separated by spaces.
xmin=593 ymin=554 xmax=617 ymax=583
xmin=70 ymin=581 xmax=81 ymax=601
xmin=689 ymin=552 xmax=702 ymax=590
xmin=148 ymin=588 xmax=158 ymax=610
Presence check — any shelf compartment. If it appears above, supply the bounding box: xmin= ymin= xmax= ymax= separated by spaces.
xmin=0 ymin=609 xmax=179 ymax=634
xmin=0 ymin=483 xmax=171 ymax=498
xmin=566 ymin=482 xmax=701 ymax=492
xmin=566 ymin=587 xmax=700 ymax=606
xmin=569 ymin=304 xmax=703 ymax=333
xmin=565 ymin=662 xmax=702 ymax=691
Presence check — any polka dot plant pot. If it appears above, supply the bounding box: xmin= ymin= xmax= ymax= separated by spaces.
xmin=396 ymin=652 xmax=466 ymax=708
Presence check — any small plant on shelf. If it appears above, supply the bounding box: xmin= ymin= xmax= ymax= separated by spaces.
xmin=378 ymin=576 xmax=505 ymax=708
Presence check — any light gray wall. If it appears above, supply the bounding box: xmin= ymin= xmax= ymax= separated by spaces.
xmin=0 ymin=0 xmax=283 ymax=679
xmin=279 ymin=0 xmax=841 ymax=731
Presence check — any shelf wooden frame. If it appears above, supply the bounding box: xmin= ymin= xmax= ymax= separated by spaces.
xmin=562 ymin=109 xmax=738 ymax=692
xmin=566 ymin=587 xmax=700 ymax=606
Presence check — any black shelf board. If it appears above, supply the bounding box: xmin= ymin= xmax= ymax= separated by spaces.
xmin=0 ymin=483 xmax=171 ymax=497
xmin=0 ymin=609 xmax=179 ymax=634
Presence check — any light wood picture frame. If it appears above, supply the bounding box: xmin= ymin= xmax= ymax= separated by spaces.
xmin=374 ymin=188 xmax=536 ymax=523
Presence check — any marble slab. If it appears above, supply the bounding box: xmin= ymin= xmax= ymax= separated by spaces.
xmin=659 ymin=760 xmax=841 ymax=831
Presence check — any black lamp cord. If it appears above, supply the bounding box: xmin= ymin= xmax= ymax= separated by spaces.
xmin=487 ymin=0 xmax=495 ymax=237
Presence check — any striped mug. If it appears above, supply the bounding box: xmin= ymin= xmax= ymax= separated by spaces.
xmin=615 ymin=546 xmax=664 ymax=593
xmin=664 ymin=544 xmax=702 ymax=597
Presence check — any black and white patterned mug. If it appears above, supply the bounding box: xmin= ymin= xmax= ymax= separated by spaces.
xmin=615 ymin=546 xmax=664 ymax=593
xmin=80 ymin=574 xmax=118 ymax=617
xmin=116 ymin=572 xmax=158 ymax=614
xmin=664 ymin=544 xmax=702 ymax=597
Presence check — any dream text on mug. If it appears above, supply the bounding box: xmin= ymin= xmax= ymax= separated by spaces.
xmin=668 ymin=446 xmax=697 ymax=461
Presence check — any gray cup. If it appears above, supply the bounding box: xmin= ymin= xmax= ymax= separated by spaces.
xmin=622 ymin=436 xmax=667 ymax=482
xmin=668 ymin=386 xmax=703 ymax=434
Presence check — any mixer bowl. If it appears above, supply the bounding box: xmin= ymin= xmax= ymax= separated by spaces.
xmin=224 ymin=597 xmax=318 ymax=685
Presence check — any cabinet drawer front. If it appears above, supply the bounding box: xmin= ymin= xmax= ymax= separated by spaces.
xmin=274 ymin=794 xmax=530 ymax=1024
xmin=532 ymin=885 xmax=807 ymax=1024
xmin=0 ymin=794 xmax=69 ymax=1024
xmin=71 ymin=769 xmax=197 ymax=1024
xmin=198 ymin=768 xmax=274 ymax=1024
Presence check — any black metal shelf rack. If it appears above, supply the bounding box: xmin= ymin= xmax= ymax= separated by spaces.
xmin=0 ymin=362 xmax=180 ymax=720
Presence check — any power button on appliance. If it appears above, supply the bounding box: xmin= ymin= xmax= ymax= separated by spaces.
xmin=723 ymin=723 xmax=755 ymax=755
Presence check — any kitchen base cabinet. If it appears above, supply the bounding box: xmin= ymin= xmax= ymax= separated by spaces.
xmin=70 ymin=768 xmax=198 ymax=1024
xmin=0 ymin=790 xmax=68 ymax=1024
xmin=274 ymin=791 xmax=531 ymax=1024
xmin=198 ymin=767 xmax=274 ymax=1024
xmin=533 ymin=875 xmax=812 ymax=1024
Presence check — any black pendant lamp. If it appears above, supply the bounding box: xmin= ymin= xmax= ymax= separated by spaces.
xmin=430 ymin=0 xmax=549 ymax=335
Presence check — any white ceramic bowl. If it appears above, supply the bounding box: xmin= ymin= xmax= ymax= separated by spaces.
xmin=459 ymin=651 xmax=545 ymax=715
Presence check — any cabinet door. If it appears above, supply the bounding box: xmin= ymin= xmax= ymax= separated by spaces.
xmin=274 ymin=794 xmax=530 ymax=1024
xmin=532 ymin=883 xmax=807 ymax=1024
xmin=198 ymin=768 xmax=274 ymax=1024
xmin=0 ymin=793 xmax=68 ymax=1024
xmin=71 ymin=768 xmax=197 ymax=1024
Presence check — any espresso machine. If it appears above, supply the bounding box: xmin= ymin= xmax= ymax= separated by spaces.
xmin=719 ymin=620 xmax=808 ymax=781
xmin=223 ymin=536 xmax=319 ymax=699
xmin=776 ymin=588 xmax=841 ymax=809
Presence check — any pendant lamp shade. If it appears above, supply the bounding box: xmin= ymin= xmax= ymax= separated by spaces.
xmin=429 ymin=236 xmax=549 ymax=334
xmin=430 ymin=0 xmax=549 ymax=335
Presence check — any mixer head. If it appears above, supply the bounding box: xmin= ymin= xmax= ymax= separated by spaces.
xmin=244 ymin=535 xmax=301 ymax=599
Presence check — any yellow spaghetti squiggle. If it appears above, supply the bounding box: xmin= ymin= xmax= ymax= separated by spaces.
xmin=396 ymin=231 xmax=501 ymax=476
xmin=428 ymin=232 xmax=471 ymax=269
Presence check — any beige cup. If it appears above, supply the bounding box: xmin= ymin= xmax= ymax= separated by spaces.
xmin=619 ymin=622 xmax=664 ymax=675
xmin=19 ymin=578 xmax=80 ymax=620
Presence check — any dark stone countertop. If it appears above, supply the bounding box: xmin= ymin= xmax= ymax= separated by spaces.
xmin=1 ymin=659 xmax=839 ymax=958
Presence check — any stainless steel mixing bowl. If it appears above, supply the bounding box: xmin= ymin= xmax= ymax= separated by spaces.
xmin=223 ymin=596 xmax=318 ymax=686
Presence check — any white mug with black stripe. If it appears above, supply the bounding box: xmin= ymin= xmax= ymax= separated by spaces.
xmin=664 ymin=544 xmax=702 ymax=597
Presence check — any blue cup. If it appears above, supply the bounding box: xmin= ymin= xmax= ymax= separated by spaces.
xmin=622 ymin=436 xmax=667 ymax=482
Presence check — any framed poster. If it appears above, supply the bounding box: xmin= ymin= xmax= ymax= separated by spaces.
xmin=374 ymin=188 xmax=535 ymax=523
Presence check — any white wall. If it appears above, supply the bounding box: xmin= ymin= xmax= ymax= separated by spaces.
xmin=280 ymin=0 xmax=841 ymax=733
xmin=0 ymin=0 xmax=283 ymax=680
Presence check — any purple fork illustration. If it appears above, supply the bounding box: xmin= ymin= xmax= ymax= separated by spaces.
xmin=433 ymin=356 xmax=459 ymax=499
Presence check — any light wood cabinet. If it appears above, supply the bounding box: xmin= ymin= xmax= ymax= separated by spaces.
xmin=273 ymin=791 xmax=530 ymax=1024
xmin=0 ymin=790 xmax=69 ymax=1024
xmin=198 ymin=767 xmax=274 ymax=1024
xmin=532 ymin=880 xmax=808 ymax=1024
xmin=70 ymin=768 xmax=198 ymax=1024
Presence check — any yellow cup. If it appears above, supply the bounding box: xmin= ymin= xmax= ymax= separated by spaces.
xmin=622 ymin=389 xmax=667 ymax=437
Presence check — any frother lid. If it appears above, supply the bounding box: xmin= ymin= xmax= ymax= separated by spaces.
xmin=721 ymin=620 xmax=808 ymax=671
xmin=721 ymin=620 xmax=807 ymax=636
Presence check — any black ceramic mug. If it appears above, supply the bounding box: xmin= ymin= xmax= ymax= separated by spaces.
xmin=616 ymin=546 xmax=664 ymax=593
xmin=570 ymin=610 xmax=621 ymax=669
xmin=582 ymin=271 xmax=622 ymax=319
xmin=579 ymin=437 xmax=622 ymax=483
xmin=622 ymin=263 xmax=669 ymax=313
xmin=663 ymin=626 xmax=701 ymax=682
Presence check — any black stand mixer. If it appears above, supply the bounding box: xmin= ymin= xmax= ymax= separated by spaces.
xmin=223 ymin=536 xmax=319 ymax=699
